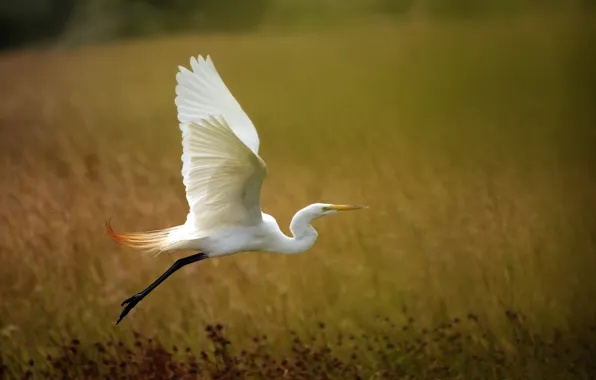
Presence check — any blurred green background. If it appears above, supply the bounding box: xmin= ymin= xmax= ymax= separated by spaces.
xmin=1 ymin=0 xmax=594 ymax=50
xmin=1 ymin=0 xmax=596 ymax=378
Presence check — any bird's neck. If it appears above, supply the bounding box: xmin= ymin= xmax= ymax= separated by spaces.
xmin=276 ymin=208 xmax=319 ymax=254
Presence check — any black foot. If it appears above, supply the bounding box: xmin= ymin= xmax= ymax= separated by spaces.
xmin=116 ymin=293 xmax=144 ymax=325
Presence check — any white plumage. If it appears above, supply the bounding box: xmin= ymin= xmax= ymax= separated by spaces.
xmin=179 ymin=116 xmax=267 ymax=234
xmin=176 ymin=55 xmax=260 ymax=153
xmin=108 ymin=55 xmax=366 ymax=324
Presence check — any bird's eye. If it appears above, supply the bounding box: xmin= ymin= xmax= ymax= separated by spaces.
xmin=322 ymin=206 xmax=331 ymax=212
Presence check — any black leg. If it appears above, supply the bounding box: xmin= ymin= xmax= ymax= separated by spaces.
xmin=115 ymin=252 xmax=208 ymax=325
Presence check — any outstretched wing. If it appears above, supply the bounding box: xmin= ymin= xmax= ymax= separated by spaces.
xmin=180 ymin=116 xmax=267 ymax=234
xmin=175 ymin=55 xmax=260 ymax=154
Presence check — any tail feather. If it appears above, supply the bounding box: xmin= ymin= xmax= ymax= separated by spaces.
xmin=106 ymin=219 xmax=180 ymax=255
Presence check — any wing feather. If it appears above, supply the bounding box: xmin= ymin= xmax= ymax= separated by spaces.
xmin=180 ymin=116 xmax=267 ymax=234
xmin=175 ymin=55 xmax=260 ymax=154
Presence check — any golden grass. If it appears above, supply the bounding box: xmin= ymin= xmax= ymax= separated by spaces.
xmin=1 ymin=11 xmax=595 ymax=375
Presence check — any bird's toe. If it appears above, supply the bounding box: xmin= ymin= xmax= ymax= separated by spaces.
xmin=116 ymin=293 xmax=144 ymax=324
xmin=121 ymin=293 xmax=140 ymax=306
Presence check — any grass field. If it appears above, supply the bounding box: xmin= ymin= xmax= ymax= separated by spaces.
xmin=1 ymin=11 xmax=596 ymax=378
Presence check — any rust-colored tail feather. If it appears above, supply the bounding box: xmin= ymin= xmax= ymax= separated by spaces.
xmin=106 ymin=219 xmax=178 ymax=255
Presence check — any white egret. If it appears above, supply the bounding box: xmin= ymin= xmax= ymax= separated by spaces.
xmin=107 ymin=55 xmax=367 ymax=324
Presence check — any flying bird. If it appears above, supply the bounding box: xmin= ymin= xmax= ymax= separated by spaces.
xmin=107 ymin=55 xmax=367 ymax=325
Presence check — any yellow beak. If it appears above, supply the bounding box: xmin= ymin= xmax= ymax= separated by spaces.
xmin=329 ymin=204 xmax=368 ymax=211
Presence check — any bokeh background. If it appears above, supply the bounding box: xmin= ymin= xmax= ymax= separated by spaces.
xmin=1 ymin=0 xmax=595 ymax=378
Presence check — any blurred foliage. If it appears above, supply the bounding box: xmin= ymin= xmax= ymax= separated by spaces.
xmin=0 ymin=0 xmax=271 ymax=49
xmin=0 ymin=0 xmax=593 ymax=50
xmin=60 ymin=0 xmax=271 ymax=45
xmin=422 ymin=0 xmax=591 ymax=17
xmin=5 ymin=314 xmax=596 ymax=378
xmin=377 ymin=0 xmax=416 ymax=15
xmin=0 ymin=0 xmax=74 ymax=50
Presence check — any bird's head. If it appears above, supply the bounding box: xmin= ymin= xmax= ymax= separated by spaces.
xmin=286 ymin=203 xmax=369 ymax=252
xmin=305 ymin=203 xmax=368 ymax=220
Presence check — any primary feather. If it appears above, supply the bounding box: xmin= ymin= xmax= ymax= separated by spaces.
xmin=175 ymin=55 xmax=260 ymax=154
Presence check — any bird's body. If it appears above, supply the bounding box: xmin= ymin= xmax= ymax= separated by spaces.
xmin=181 ymin=212 xmax=318 ymax=256
xmin=107 ymin=55 xmax=366 ymax=324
